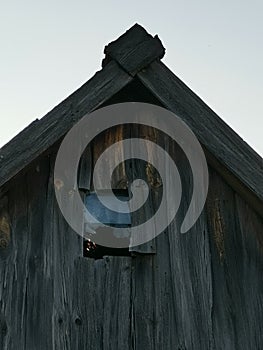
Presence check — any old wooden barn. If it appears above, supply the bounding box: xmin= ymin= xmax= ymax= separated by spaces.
xmin=0 ymin=24 xmax=262 ymax=349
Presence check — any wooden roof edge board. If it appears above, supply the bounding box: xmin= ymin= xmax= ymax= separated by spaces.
xmin=137 ymin=60 xmax=263 ymax=206
xmin=0 ymin=118 xmax=40 ymax=153
xmin=0 ymin=60 xmax=132 ymax=189
xmin=204 ymin=148 xmax=263 ymax=218
xmin=0 ymin=24 xmax=262 ymax=217
xmin=102 ymin=23 xmax=165 ymax=76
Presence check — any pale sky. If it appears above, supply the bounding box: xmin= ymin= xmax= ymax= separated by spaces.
xmin=1 ymin=0 xmax=262 ymax=157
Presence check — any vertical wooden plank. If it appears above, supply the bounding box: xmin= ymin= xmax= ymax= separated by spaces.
xmin=92 ymin=125 xmax=128 ymax=190
xmin=131 ymin=133 xmax=214 ymax=349
xmin=100 ymin=256 xmax=132 ymax=349
xmin=0 ymin=188 xmax=16 ymax=350
xmin=207 ymin=168 xmax=263 ymax=349
xmin=207 ymin=168 xmax=246 ymax=349
xmin=78 ymin=144 xmax=92 ymax=191
xmin=71 ymin=257 xmax=97 ymax=349
xmin=0 ymin=196 xmax=10 ymax=250
xmin=23 ymin=157 xmax=54 ymax=350
xmin=93 ymin=258 xmax=107 ymax=349
xmin=0 ymin=154 xmax=55 ymax=350
xmin=50 ymin=150 xmax=83 ymax=350
xmin=235 ymin=194 xmax=263 ymax=349
xmin=72 ymin=256 xmax=132 ymax=349
xmin=131 ymin=254 xmax=156 ymax=349
xmin=128 ymin=124 xmax=158 ymax=254
xmin=0 ymin=115 xmax=262 ymax=350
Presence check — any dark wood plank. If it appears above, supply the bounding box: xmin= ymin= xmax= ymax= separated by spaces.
xmin=78 ymin=144 xmax=92 ymax=191
xmin=127 ymin=124 xmax=159 ymax=254
xmin=99 ymin=256 xmax=132 ymax=349
xmin=71 ymin=257 xmax=97 ymax=349
xmin=138 ymin=60 xmax=263 ymax=217
xmin=235 ymin=194 xmax=263 ymax=348
xmin=0 ymin=195 xmax=10 ymax=249
xmin=72 ymin=256 xmax=132 ymax=349
xmin=131 ymin=135 xmax=214 ymax=349
xmin=102 ymin=23 xmax=165 ymax=76
xmin=0 ymin=61 xmax=132 ymax=189
xmin=1 ymin=142 xmax=262 ymax=349
xmin=0 ymin=23 xmax=262 ymax=349
xmin=0 ymin=154 xmax=55 ymax=350
xmin=131 ymin=213 xmax=214 ymax=349
xmin=23 ymin=155 xmax=53 ymax=350
xmin=0 ymin=176 xmax=29 ymax=350
xmin=206 ymin=168 xmax=263 ymax=349
xmin=49 ymin=151 xmax=83 ymax=350
xmin=91 ymin=125 xmax=128 ymax=190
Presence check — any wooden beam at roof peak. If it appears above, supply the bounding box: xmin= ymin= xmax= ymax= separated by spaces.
xmin=102 ymin=23 xmax=165 ymax=76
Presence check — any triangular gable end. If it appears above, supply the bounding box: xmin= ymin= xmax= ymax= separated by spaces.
xmin=0 ymin=23 xmax=262 ymax=217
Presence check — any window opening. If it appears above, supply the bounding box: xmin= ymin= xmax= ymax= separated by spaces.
xmin=83 ymin=189 xmax=131 ymax=259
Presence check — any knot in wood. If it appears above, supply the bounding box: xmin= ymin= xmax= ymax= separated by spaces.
xmin=0 ymin=214 xmax=10 ymax=248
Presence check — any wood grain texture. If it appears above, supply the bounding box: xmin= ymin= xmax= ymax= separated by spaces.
xmin=0 ymin=155 xmax=54 ymax=350
xmin=0 ymin=147 xmax=263 ymax=349
xmin=0 ymin=24 xmax=263 ymax=349
xmin=0 ymin=60 xmax=132 ymax=189
xmin=138 ymin=60 xmax=263 ymax=218
xmin=71 ymin=257 xmax=131 ymax=350
xmin=206 ymin=167 xmax=263 ymax=349
xmin=129 ymin=136 xmax=213 ymax=349
xmin=78 ymin=144 xmax=92 ymax=191
xmin=78 ymin=124 xmax=157 ymax=254
xmin=102 ymin=23 xmax=165 ymax=76
xmin=0 ymin=197 xmax=10 ymax=249
xmin=91 ymin=125 xmax=128 ymax=190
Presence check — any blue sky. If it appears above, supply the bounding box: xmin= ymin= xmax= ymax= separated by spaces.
xmin=1 ymin=0 xmax=262 ymax=156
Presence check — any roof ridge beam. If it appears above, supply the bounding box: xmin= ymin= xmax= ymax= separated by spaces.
xmin=102 ymin=23 xmax=165 ymax=76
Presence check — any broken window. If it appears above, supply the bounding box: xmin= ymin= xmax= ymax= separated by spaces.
xmin=83 ymin=189 xmax=131 ymax=259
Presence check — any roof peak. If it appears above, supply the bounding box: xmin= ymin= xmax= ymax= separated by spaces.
xmin=102 ymin=23 xmax=165 ymax=76
xmin=0 ymin=25 xmax=262 ymax=218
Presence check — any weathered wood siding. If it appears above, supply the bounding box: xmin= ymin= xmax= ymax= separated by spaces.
xmin=0 ymin=131 xmax=262 ymax=350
